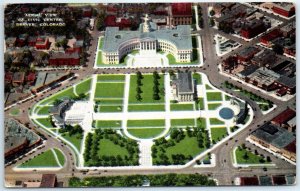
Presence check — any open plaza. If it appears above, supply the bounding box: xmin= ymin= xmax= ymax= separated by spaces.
xmin=28 ymin=72 xmax=253 ymax=169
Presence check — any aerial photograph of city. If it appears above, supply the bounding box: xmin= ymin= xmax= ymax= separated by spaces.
xmin=3 ymin=1 xmax=296 ymax=188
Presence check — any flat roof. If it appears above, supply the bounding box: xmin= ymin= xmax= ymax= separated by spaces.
xmin=251 ymin=123 xmax=295 ymax=149
xmin=103 ymin=23 xmax=192 ymax=53
xmin=248 ymin=67 xmax=280 ymax=86
xmin=176 ymin=72 xmax=194 ymax=93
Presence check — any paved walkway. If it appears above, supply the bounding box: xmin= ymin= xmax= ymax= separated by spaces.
xmin=139 ymin=140 xmax=153 ymax=167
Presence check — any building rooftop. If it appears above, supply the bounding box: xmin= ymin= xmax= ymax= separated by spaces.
xmin=40 ymin=174 xmax=57 ymax=188
xmin=5 ymin=118 xmax=40 ymax=153
xmin=13 ymin=72 xmax=25 ymax=82
xmin=259 ymin=176 xmax=273 ymax=186
xmin=102 ymin=20 xmax=192 ymax=53
xmin=240 ymin=177 xmax=259 ymax=186
xmin=287 ymin=116 xmax=296 ymax=127
xmin=50 ymin=52 xmax=79 ymax=59
xmin=238 ymin=65 xmax=259 ymax=77
xmin=237 ymin=46 xmax=259 ymax=58
xmin=171 ymin=3 xmax=192 ymax=16
xmin=272 ymin=108 xmax=296 ymax=125
xmin=276 ymin=76 xmax=296 ymax=88
xmin=248 ymin=67 xmax=280 ymax=86
xmin=281 ymin=21 xmax=295 ymax=33
xmin=176 ymin=72 xmax=194 ymax=94
xmin=251 ymin=122 xmax=295 ymax=149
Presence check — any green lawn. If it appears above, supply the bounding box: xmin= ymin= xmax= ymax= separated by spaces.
xmin=165 ymin=133 xmax=204 ymax=159
xmin=235 ymin=148 xmax=269 ymax=164
xmin=35 ymin=118 xmax=53 ymax=128
xmin=95 ymin=99 xmax=123 ymax=104
xmin=205 ymin=84 xmax=214 ymax=90
xmin=206 ymin=92 xmax=222 ymax=101
xmin=99 ymin=105 xmax=123 ymax=112
xmin=193 ymin=73 xmax=202 ymax=85
xmin=61 ymin=133 xmax=82 ymax=152
xmin=98 ymin=38 xmax=104 ymax=49
xmin=95 ymin=120 xmax=122 ymax=128
xmin=211 ymin=127 xmax=227 ymax=142
xmin=197 ymin=118 xmax=206 ymax=129
xmin=97 ymin=75 xmax=125 ymax=81
xmin=127 ymin=120 xmax=165 ymax=127
xmin=36 ymin=106 xmax=51 ymax=115
xmin=19 ymin=150 xmax=59 ymax=168
xmin=129 ymin=74 xmax=165 ymax=103
xmin=198 ymin=98 xmax=205 ymax=110
xmin=225 ymin=95 xmax=231 ymax=101
xmin=98 ymin=139 xmax=129 ymax=157
xmin=75 ymin=78 xmax=92 ymax=95
xmin=39 ymin=87 xmax=76 ymax=105
xmin=96 ymin=51 xmax=104 ymax=65
xmin=171 ymin=119 xmax=196 ymax=127
xmin=170 ymin=103 xmax=194 ymax=111
xmin=209 ymin=118 xmax=225 ymax=125
xmin=127 ymin=128 xmax=165 ymax=139
xmin=53 ymin=148 xmax=65 ymax=166
xmin=128 ymin=104 xmax=165 ymax=111
xmin=167 ymin=54 xmax=177 ymax=64
xmin=208 ymin=103 xmax=222 ymax=110
xmin=10 ymin=108 xmax=21 ymax=116
xmin=95 ymin=83 xmax=124 ymax=98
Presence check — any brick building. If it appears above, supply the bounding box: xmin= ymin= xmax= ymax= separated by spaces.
xmin=170 ymin=3 xmax=192 ymax=26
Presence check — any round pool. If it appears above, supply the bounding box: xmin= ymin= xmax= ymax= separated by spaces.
xmin=219 ymin=107 xmax=234 ymax=120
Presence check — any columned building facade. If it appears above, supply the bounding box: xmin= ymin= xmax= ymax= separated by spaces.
xmin=101 ymin=14 xmax=193 ymax=65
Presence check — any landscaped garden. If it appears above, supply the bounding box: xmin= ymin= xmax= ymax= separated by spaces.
xmin=206 ymin=92 xmax=223 ymax=101
xmin=235 ymin=145 xmax=271 ymax=164
xmin=84 ymin=129 xmax=139 ymax=166
xmin=93 ymin=120 xmax=122 ymax=128
xmin=152 ymin=128 xmax=210 ymax=165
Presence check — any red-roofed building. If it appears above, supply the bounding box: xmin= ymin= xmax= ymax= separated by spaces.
xmin=49 ymin=52 xmax=80 ymax=66
xmin=106 ymin=6 xmax=118 ymax=15
xmin=240 ymin=20 xmax=267 ymax=39
xmin=271 ymin=108 xmax=296 ymax=127
xmin=28 ymin=36 xmax=37 ymax=47
xmin=26 ymin=72 xmax=36 ymax=85
xmin=170 ymin=3 xmax=192 ymax=26
xmin=272 ymin=175 xmax=287 ymax=185
xmin=5 ymin=72 xmax=13 ymax=84
xmin=104 ymin=15 xmax=132 ymax=29
xmin=35 ymin=36 xmax=50 ymax=50
xmin=260 ymin=29 xmax=282 ymax=47
xmin=240 ymin=177 xmax=259 ymax=186
xmin=82 ymin=7 xmax=93 ymax=17
xmin=283 ymin=140 xmax=296 ymax=162
xmin=272 ymin=3 xmax=295 ymax=18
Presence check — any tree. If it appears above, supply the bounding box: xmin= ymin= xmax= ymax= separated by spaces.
xmin=272 ymin=44 xmax=284 ymax=55
xmin=209 ymin=10 xmax=215 ymax=16
xmin=209 ymin=18 xmax=215 ymax=27
xmin=266 ymin=156 xmax=271 ymax=162
xmin=243 ymin=152 xmax=249 ymax=160
xmin=136 ymin=86 xmax=142 ymax=94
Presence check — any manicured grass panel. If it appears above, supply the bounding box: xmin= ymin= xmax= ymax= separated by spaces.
xmin=127 ymin=120 xmax=165 ymax=127
xmin=36 ymin=106 xmax=51 ymax=115
xmin=206 ymin=92 xmax=222 ymax=101
xmin=128 ymin=104 xmax=165 ymax=111
xmin=35 ymin=118 xmax=54 ymax=128
xmin=129 ymin=75 xmax=165 ymax=103
xmin=127 ymin=128 xmax=165 ymax=139
xmin=53 ymin=148 xmax=65 ymax=166
xmin=210 ymin=127 xmax=227 ymax=142
xmin=207 ymin=103 xmax=222 ymax=110
xmin=193 ymin=73 xmax=202 ymax=85
xmin=95 ymin=83 xmax=124 ymax=98
xmin=209 ymin=118 xmax=225 ymax=125
xmin=61 ymin=133 xmax=82 ymax=152
xmin=19 ymin=150 xmax=58 ymax=167
xmin=170 ymin=104 xmax=194 ymax=111
xmin=98 ymin=139 xmax=129 ymax=157
xmin=75 ymin=78 xmax=92 ymax=95
xmin=97 ymin=75 xmax=125 ymax=81
xmin=95 ymin=120 xmax=122 ymax=128
xmin=171 ymin=119 xmax=196 ymax=127
xmin=99 ymin=105 xmax=123 ymax=112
